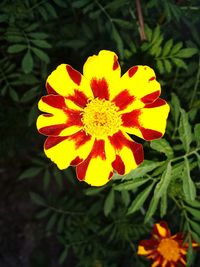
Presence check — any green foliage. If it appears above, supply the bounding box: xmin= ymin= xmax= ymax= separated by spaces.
xmin=1 ymin=0 xmax=200 ymax=266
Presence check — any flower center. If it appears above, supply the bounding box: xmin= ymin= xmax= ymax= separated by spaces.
xmin=82 ymin=98 xmax=121 ymax=137
xmin=157 ymin=238 xmax=180 ymax=262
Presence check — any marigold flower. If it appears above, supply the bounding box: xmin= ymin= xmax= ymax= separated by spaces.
xmin=137 ymin=221 xmax=198 ymax=267
xmin=36 ymin=50 xmax=169 ymax=186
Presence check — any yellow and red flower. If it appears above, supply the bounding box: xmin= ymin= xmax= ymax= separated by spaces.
xmin=36 ymin=50 xmax=169 ymax=186
xmin=137 ymin=221 xmax=198 ymax=267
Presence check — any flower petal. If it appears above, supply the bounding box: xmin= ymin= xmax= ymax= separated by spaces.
xmin=36 ymin=95 xmax=83 ymax=136
xmin=116 ymin=65 xmax=161 ymax=112
xmin=121 ymin=99 xmax=170 ymax=141
xmin=44 ymin=130 xmax=93 ymax=170
xmin=152 ymin=221 xmax=171 ymax=239
xmin=83 ymin=50 xmax=121 ymax=100
xmin=76 ymin=139 xmax=114 ymax=186
xmin=108 ymin=131 xmax=144 ymax=175
xmin=46 ymin=64 xmax=93 ymax=101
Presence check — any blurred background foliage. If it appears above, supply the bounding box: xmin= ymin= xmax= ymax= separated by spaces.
xmin=0 ymin=0 xmax=200 ymax=266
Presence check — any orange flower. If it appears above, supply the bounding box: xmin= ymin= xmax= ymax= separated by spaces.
xmin=137 ymin=221 xmax=198 ymax=267
xmin=37 ymin=50 xmax=170 ymax=186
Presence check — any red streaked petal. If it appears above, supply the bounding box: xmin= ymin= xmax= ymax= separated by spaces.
xmin=113 ymin=55 xmax=119 ymax=70
xmin=46 ymin=82 xmax=58 ymax=94
xmin=90 ymin=77 xmax=109 ymax=100
xmin=112 ymin=89 xmax=135 ymax=111
xmin=140 ymin=128 xmax=163 ymax=141
xmin=109 ymin=131 xmax=144 ymax=166
xmin=121 ymin=109 xmax=141 ymax=127
xmin=144 ymin=98 xmax=166 ymax=108
xmin=41 ymin=95 xmax=66 ymax=109
xmin=128 ymin=66 xmax=138 ymax=77
xmin=67 ymin=89 xmax=89 ymax=108
xmin=70 ymin=156 xmax=83 ymax=166
xmin=141 ymin=90 xmax=160 ymax=104
xmin=153 ymin=221 xmax=171 ymax=238
xmin=45 ymin=136 xmax=68 ymax=150
xmin=66 ymin=65 xmax=82 ymax=86
xmin=76 ymin=139 xmax=105 ymax=181
xmin=39 ymin=124 xmax=67 ymax=136
xmin=112 ymin=155 xmax=125 ymax=175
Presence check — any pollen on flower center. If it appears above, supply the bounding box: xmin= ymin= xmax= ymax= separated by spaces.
xmin=157 ymin=238 xmax=180 ymax=262
xmin=82 ymin=98 xmax=121 ymax=137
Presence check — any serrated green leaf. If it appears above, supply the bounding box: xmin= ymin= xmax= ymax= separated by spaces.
xmin=172 ymin=58 xmax=188 ymax=70
xmin=185 ymin=206 xmax=200 ymax=220
xmin=156 ymin=59 xmax=164 ymax=73
xmin=190 ymin=220 xmax=200 ymax=235
xmin=182 ymin=158 xmax=196 ymax=201
xmin=114 ymin=177 xmax=151 ymax=191
xmin=144 ymin=196 xmax=159 ymax=223
xmin=8 ymin=44 xmax=27 ymax=53
xmin=164 ymin=59 xmax=172 ymax=73
xmin=46 ymin=213 xmax=58 ymax=231
xmin=154 ymin=163 xmax=172 ymax=199
xmin=36 ymin=208 xmax=50 ymax=219
xmin=150 ymin=139 xmax=174 ymax=159
xmin=85 ymin=187 xmax=105 ymax=196
xmin=104 ymin=189 xmax=115 ymax=216
xmin=121 ymin=191 xmax=130 ymax=207
xmin=194 ymin=123 xmax=200 ymax=147
xmin=171 ymin=93 xmax=181 ymax=126
xmin=19 ymin=167 xmax=42 ymax=180
xmin=22 ymin=50 xmax=33 ymax=73
xmin=32 ymin=47 xmax=49 ymax=63
xmin=21 ymin=87 xmax=39 ymax=102
xmin=179 ymin=108 xmax=192 ymax=152
xmin=171 ymin=42 xmax=183 ymax=54
xmin=186 ymin=238 xmax=194 ymax=267
xmin=127 ymin=183 xmax=154 ymax=215
xmin=160 ymin=192 xmax=167 ymax=218
xmin=30 ymin=192 xmax=46 ymax=206
xmin=112 ymin=19 xmax=133 ymax=29
xmin=31 ymin=39 xmax=51 ymax=48
xmin=59 ymin=247 xmax=68 ymax=264
xmin=176 ymin=48 xmax=198 ymax=58
xmin=163 ymin=39 xmax=173 ymax=56
xmin=185 ymin=199 xmax=200 ymax=208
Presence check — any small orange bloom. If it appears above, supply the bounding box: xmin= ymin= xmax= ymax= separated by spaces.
xmin=137 ymin=221 xmax=198 ymax=267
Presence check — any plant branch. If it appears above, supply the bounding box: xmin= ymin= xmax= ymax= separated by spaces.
xmin=135 ymin=0 xmax=147 ymax=41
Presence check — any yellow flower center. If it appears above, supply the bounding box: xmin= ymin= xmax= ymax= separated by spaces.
xmin=157 ymin=238 xmax=180 ymax=262
xmin=82 ymin=98 xmax=121 ymax=137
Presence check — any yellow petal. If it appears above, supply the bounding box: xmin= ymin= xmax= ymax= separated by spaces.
xmin=121 ymin=99 xmax=170 ymax=141
xmin=44 ymin=131 xmax=94 ymax=170
xmin=46 ymin=64 xmax=93 ymax=99
xmin=83 ymin=50 xmax=121 ymax=100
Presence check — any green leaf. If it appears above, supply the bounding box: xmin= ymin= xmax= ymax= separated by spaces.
xmin=194 ymin=123 xmax=200 ymax=146
xmin=171 ymin=93 xmax=181 ymax=126
xmin=31 ymin=39 xmax=52 ymax=48
xmin=8 ymin=44 xmax=27 ymax=53
xmin=57 ymin=214 xmax=65 ymax=233
xmin=154 ymin=163 xmax=172 ymax=199
xmin=22 ymin=50 xmax=33 ymax=74
xmin=59 ymin=247 xmax=68 ymax=265
xmin=144 ymin=197 xmax=159 ymax=223
xmin=171 ymin=42 xmax=183 ymax=54
xmin=179 ymin=108 xmax=192 ymax=152
xmin=182 ymin=158 xmax=196 ymax=201
xmin=114 ymin=177 xmax=151 ymax=191
xmin=176 ymin=48 xmax=198 ymax=58
xmin=46 ymin=213 xmax=58 ymax=231
xmin=112 ymin=25 xmax=124 ymax=58
xmin=104 ymin=189 xmax=115 ymax=216
xmin=185 ymin=206 xmax=200 ymax=220
xmin=162 ymin=39 xmax=173 ymax=56
xmin=185 ymin=199 xmax=200 ymax=208
xmin=43 ymin=169 xmax=51 ymax=190
xmin=156 ymin=59 xmax=164 ymax=73
xmin=164 ymin=59 xmax=172 ymax=73
xmin=121 ymin=191 xmax=130 ymax=207
xmin=172 ymin=58 xmax=187 ymax=70
xmin=21 ymin=87 xmax=39 ymax=102
xmin=112 ymin=19 xmax=133 ymax=29
xmin=186 ymin=238 xmax=194 ymax=267
xmin=30 ymin=192 xmax=46 ymax=206
xmin=150 ymin=139 xmax=174 ymax=159
xmin=127 ymin=183 xmax=154 ymax=215
xmin=85 ymin=187 xmax=105 ymax=196
xmin=160 ymin=192 xmax=167 ymax=218
xmin=36 ymin=208 xmax=50 ymax=219
xmin=190 ymin=220 xmax=200 ymax=235
xmin=19 ymin=167 xmax=42 ymax=180
xmin=32 ymin=47 xmax=49 ymax=63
